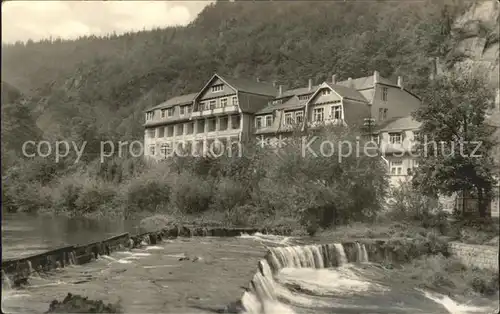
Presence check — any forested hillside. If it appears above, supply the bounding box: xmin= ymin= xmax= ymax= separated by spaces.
xmin=2 ymin=0 xmax=476 ymax=147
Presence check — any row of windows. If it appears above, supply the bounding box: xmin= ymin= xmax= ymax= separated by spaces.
xmin=390 ymin=159 xmax=419 ymax=175
xmin=312 ymin=105 xmax=342 ymax=122
xmin=145 ymin=105 xmax=192 ymax=121
xmin=149 ymin=139 xmax=234 ymax=156
xmin=199 ymin=96 xmax=238 ymax=111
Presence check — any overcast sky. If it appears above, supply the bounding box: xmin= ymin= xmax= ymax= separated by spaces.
xmin=2 ymin=1 xmax=213 ymax=43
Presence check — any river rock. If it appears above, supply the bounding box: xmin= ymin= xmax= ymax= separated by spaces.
xmin=46 ymin=293 xmax=122 ymax=313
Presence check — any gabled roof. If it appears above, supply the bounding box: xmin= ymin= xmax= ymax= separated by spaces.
xmin=324 ymin=82 xmax=368 ymax=102
xmin=256 ymin=96 xmax=307 ymax=115
xmin=337 ymin=75 xmax=394 ymax=90
xmin=148 ymin=93 xmax=197 ymax=111
xmin=375 ymin=115 xmax=421 ymax=132
xmin=279 ymin=86 xmax=319 ymax=98
xmin=220 ymin=75 xmax=277 ymax=97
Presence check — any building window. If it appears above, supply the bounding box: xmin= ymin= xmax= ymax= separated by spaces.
xmin=284 ymin=112 xmax=294 ymax=125
xmin=413 ymin=132 xmax=421 ymax=142
xmin=321 ymin=89 xmax=332 ymax=96
xmin=390 ymin=160 xmax=403 ymax=175
xmin=160 ymin=143 xmax=171 ymax=157
xmin=295 ymin=111 xmax=304 ymax=123
xmin=331 ymin=105 xmax=342 ymax=120
xmin=167 ymin=108 xmax=174 ymax=117
xmin=255 ymin=116 xmax=263 ymax=129
xmin=298 ymin=94 xmax=310 ymax=101
xmin=149 ymin=145 xmax=155 ymax=156
xmin=146 ymin=111 xmax=154 ymax=120
xmin=232 ymin=96 xmax=239 ymax=107
xmin=313 ymin=108 xmax=324 ymax=122
xmin=221 ymin=98 xmax=228 ymax=107
xmin=180 ymin=106 xmax=186 ymax=115
xmin=382 ymin=87 xmax=388 ymax=101
xmin=161 ymin=109 xmax=166 ymax=118
xmin=265 ymin=115 xmax=273 ymax=127
xmin=389 ymin=133 xmax=402 ymax=144
xmin=272 ymin=99 xmax=283 ymax=105
xmin=378 ymin=108 xmax=388 ymax=120
xmin=211 ymin=84 xmax=223 ymax=92
xmin=147 ymin=129 xmax=155 ymax=138
xmin=209 ymin=100 xmax=216 ymax=109
xmin=371 ymin=135 xmax=379 ymax=144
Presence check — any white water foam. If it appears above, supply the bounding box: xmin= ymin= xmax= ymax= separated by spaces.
xmin=144 ymin=245 xmax=163 ymax=250
xmin=240 ymin=232 xmax=292 ymax=245
xmin=277 ymin=266 xmax=388 ymax=296
xmin=420 ymin=289 xmax=495 ymax=314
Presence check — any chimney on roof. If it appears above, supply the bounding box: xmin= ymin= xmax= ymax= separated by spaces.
xmin=397 ymin=76 xmax=403 ymax=89
xmin=256 ymin=77 xmax=260 ymax=82
xmin=348 ymin=77 xmax=353 ymax=88
xmin=332 ymin=74 xmax=337 ymax=84
xmin=308 ymin=78 xmax=313 ymax=91
xmin=373 ymin=70 xmax=380 ymax=84
xmin=279 ymin=85 xmax=283 ymax=97
xmin=272 ymin=80 xmax=277 ymax=88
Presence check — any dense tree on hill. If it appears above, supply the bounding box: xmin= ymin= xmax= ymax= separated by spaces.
xmin=1 ymin=0 xmax=471 ymax=160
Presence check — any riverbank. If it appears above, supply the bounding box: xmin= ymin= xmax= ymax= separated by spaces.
xmin=2 ymin=214 xmax=498 ymax=314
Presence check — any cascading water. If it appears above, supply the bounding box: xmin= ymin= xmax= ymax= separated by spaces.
xmin=356 ymin=242 xmax=369 ymax=263
xmin=2 ymin=270 xmax=13 ymax=290
xmin=68 ymin=251 xmax=77 ymax=265
xmin=241 ymin=243 xmax=361 ymax=314
xmin=333 ymin=243 xmax=348 ymax=266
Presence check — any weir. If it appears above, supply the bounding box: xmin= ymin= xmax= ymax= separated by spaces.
xmin=240 ymin=242 xmax=371 ymax=313
xmin=0 ymin=225 xmax=290 ymax=288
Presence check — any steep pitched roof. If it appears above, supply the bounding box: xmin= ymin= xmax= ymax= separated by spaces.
xmin=337 ymin=75 xmax=395 ymax=90
xmin=256 ymin=96 xmax=307 ymax=115
xmin=375 ymin=115 xmax=421 ymax=132
xmin=279 ymin=85 xmax=319 ymax=98
xmin=324 ymin=82 xmax=368 ymax=102
xmin=149 ymin=93 xmax=197 ymax=111
xmin=220 ymin=75 xmax=277 ymax=97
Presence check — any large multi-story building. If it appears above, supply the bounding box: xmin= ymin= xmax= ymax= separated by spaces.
xmin=143 ymin=71 xmax=421 ymax=157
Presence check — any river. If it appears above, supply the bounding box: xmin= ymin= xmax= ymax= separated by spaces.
xmin=1 ymin=214 xmax=498 ymax=314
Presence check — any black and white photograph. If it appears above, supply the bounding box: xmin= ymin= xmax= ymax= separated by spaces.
xmin=1 ymin=0 xmax=499 ymax=313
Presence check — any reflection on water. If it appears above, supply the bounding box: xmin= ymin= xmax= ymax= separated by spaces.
xmin=1 ymin=213 xmax=139 ymax=259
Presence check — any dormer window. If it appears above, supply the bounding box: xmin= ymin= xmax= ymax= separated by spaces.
xmin=272 ymin=99 xmax=283 ymax=105
xmin=284 ymin=112 xmax=294 ymax=126
xmin=298 ymin=94 xmax=310 ymax=101
xmin=295 ymin=111 xmax=304 ymax=123
xmin=211 ymin=84 xmax=223 ymax=93
xmin=255 ymin=115 xmax=273 ymax=129
xmin=146 ymin=111 xmax=154 ymax=120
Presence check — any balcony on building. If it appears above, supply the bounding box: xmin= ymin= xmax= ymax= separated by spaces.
xmin=191 ymin=96 xmax=239 ymax=118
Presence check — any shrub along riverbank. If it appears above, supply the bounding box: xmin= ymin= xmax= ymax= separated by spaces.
xmin=2 ymin=126 xmax=388 ymax=234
